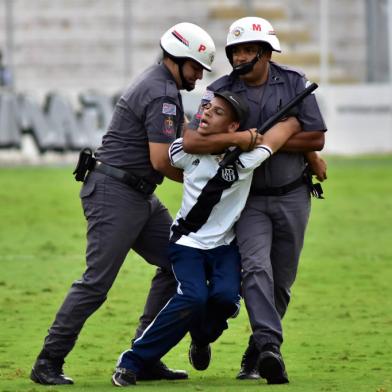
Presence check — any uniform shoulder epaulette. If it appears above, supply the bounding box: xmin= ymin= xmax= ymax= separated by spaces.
xmin=271 ymin=61 xmax=305 ymax=78
xmin=208 ymin=74 xmax=232 ymax=91
xmin=165 ymin=79 xmax=179 ymax=98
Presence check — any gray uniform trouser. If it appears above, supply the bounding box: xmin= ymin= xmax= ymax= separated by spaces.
xmin=235 ymin=184 xmax=310 ymax=350
xmin=42 ymin=171 xmax=177 ymax=358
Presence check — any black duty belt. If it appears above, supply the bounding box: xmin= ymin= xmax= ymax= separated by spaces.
xmin=250 ymin=175 xmax=305 ymax=196
xmin=94 ymin=161 xmax=157 ymax=195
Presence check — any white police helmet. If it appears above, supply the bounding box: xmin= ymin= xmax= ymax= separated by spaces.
xmin=160 ymin=22 xmax=216 ymax=71
xmin=225 ymin=16 xmax=281 ymax=62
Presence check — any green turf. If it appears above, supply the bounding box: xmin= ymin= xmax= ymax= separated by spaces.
xmin=0 ymin=155 xmax=391 ymax=391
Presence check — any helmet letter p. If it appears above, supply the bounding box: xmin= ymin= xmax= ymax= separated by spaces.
xmin=160 ymin=22 xmax=216 ymax=71
xmin=252 ymin=24 xmax=261 ymax=31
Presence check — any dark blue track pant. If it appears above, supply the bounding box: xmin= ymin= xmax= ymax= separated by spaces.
xmin=117 ymin=242 xmax=241 ymax=373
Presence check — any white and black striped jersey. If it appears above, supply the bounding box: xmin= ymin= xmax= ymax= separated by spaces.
xmin=169 ymin=138 xmax=272 ymax=249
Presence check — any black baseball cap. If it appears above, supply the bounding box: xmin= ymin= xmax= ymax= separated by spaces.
xmin=213 ymin=90 xmax=249 ymax=126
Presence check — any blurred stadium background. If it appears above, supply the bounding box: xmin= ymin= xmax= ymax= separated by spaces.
xmin=0 ymin=0 xmax=391 ymax=164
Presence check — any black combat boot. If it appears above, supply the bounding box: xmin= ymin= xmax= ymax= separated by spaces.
xmin=236 ymin=336 xmax=260 ymax=380
xmin=30 ymin=357 xmax=74 ymax=385
xmin=258 ymin=343 xmax=289 ymax=384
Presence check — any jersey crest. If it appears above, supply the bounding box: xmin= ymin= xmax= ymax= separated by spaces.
xmin=220 ymin=166 xmax=238 ymax=182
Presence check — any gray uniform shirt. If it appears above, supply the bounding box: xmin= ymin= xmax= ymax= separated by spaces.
xmin=95 ymin=63 xmax=184 ymax=185
xmin=191 ymin=62 xmax=327 ymax=188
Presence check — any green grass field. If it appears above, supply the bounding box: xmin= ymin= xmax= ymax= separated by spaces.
xmin=1 ymin=155 xmax=391 ymax=392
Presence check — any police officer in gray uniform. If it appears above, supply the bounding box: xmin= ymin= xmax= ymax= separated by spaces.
xmin=30 ymin=22 xmax=216 ymax=386
xmin=184 ymin=17 xmax=327 ymax=384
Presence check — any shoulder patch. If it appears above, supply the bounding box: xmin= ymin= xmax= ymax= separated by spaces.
xmin=162 ymin=103 xmax=177 ymax=115
xmin=202 ymin=90 xmax=215 ymax=101
xmin=163 ymin=116 xmax=175 ymax=136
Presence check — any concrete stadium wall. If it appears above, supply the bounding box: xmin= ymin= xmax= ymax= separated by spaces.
xmin=318 ymin=85 xmax=392 ymax=154
xmin=0 ymin=0 xmax=368 ymax=97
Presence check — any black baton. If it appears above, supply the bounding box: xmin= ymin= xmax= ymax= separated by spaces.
xmin=219 ymin=82 xmax=319 ymax=168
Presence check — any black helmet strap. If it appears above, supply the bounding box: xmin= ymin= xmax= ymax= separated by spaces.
xmin=232 ymin=47 xmax=263 ymax=76
xmin=163 ymin=50 xmax=194 ymax=91
xmin=177 ymin=59 xmax=194 ymax=91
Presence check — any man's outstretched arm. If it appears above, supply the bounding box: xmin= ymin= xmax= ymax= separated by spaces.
xmin=182 ymin=117 xmax=300 ymax=154
xmin=259 ymin=117 xmax=301 ymax=152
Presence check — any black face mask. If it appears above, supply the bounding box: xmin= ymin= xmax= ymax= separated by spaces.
xmin=232 ymin=49 xmax=262 ymax=76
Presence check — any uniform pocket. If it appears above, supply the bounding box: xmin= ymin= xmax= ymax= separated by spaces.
xmin=79 ymin=180 xmax=96 ymax=199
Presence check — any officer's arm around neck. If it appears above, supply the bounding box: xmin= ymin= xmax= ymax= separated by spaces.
xmin=182 ymin=127 xmax=254 ymax=154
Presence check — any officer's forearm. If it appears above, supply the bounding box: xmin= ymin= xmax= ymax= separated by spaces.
xmin=159 ymin=165 xmax=183 ymax=183
xmin=262 ymin=117 xmax=301 ymax=153
xmin=280 ymin=130 xmax=325 ymax=152
xmin=149 ymin=141 xmax=183 ymax=183
xmin=182 ymin=127 xmax=250 ymax=154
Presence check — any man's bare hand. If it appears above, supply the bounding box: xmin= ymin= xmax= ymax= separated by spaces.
xmin=307 ymin=153 xmax=327 ymax=182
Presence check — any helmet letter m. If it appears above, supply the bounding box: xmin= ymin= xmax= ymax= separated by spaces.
xmin=252 ymin=24 xmax=261 ymax=31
